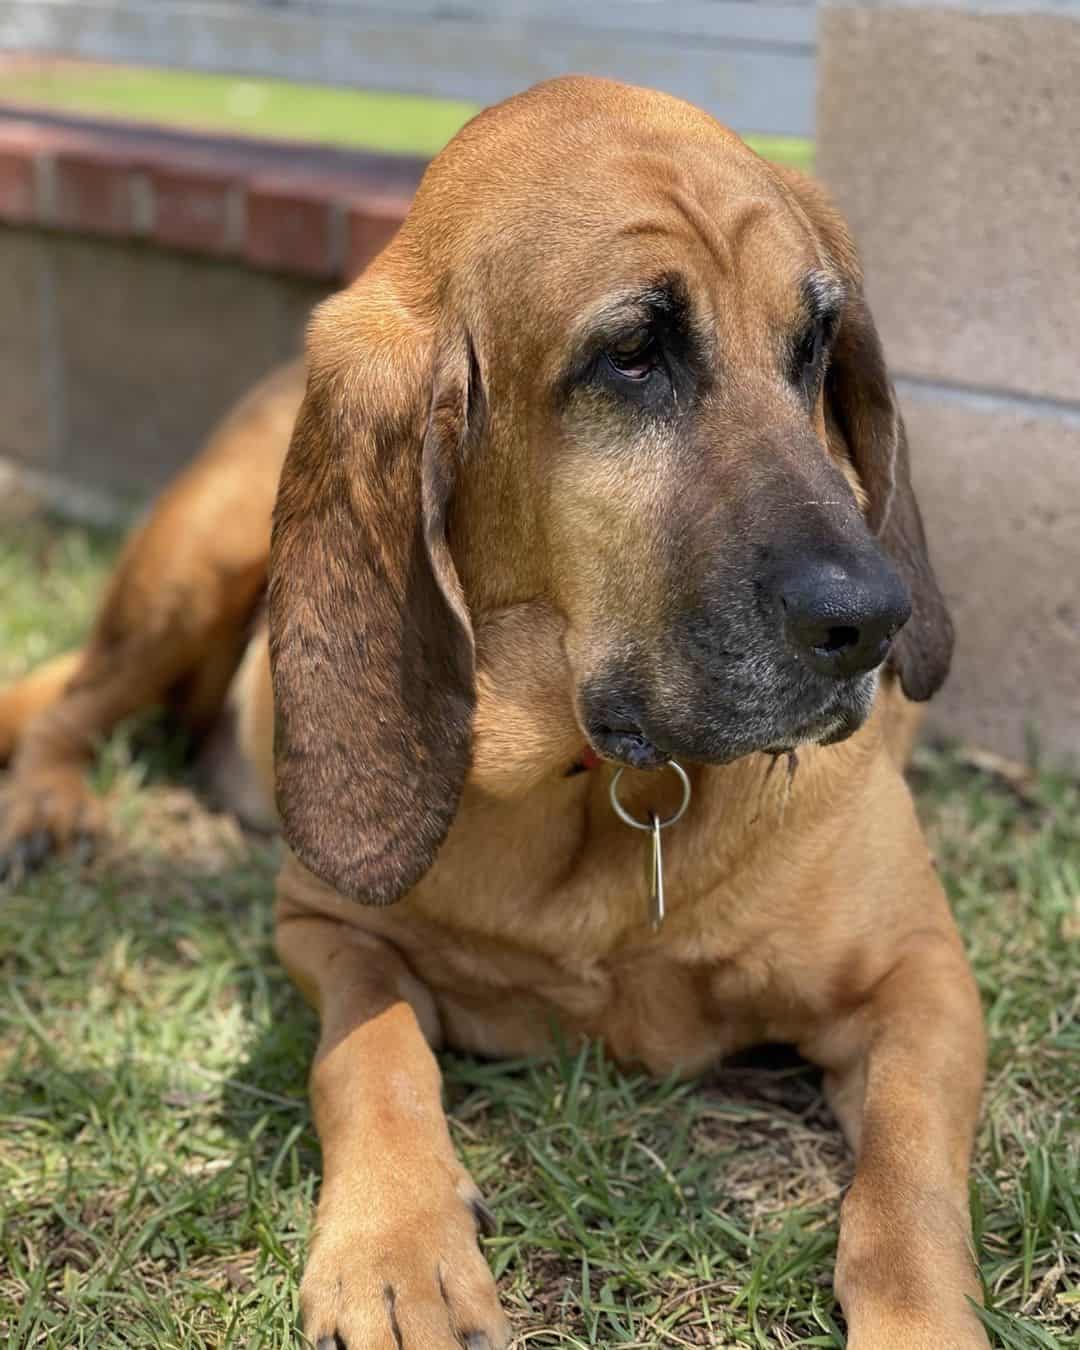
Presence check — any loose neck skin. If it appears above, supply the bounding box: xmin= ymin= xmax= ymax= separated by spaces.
xmin=453 ymin=601 xmax=893 ymax=940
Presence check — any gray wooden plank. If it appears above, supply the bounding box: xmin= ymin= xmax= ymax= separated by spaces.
xmin=0 ymin=0 xmax=816 ymax=135
xmin=272 ymin=1 xmax=818 ymax=48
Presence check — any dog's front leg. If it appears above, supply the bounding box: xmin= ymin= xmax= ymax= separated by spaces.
xmin=817 ymin=928 xmax=989 ymax=1349
xmin=275 ymin=903 xmax=511 ymax=1350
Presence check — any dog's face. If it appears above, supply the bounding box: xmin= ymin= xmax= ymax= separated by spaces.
xmin=462 ymin=138 xmax=906 ymax=768
xmin=269 ymin=77 xmax=952 ymax=902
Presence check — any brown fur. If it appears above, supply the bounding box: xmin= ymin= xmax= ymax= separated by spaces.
xmin=0 ymin=78 xmax=986 ymax=1350
xmin=0 ymin=362 xmax=301 ymax=858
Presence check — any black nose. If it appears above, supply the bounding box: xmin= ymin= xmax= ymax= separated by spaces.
xmin=780 ymin=555 xmax=911 ymax=678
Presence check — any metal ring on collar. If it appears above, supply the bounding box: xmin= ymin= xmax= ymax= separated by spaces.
xmin=609 ymin=759 xmax=692 ymax=831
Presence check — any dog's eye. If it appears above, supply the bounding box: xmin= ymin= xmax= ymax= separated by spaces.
xmin=795 ymin=314 xmax=836 ymax=400
xmin=799 ymin=323 xmax=824 ymax=382
xmin=605 ymin=329 xmax=658 ymax=381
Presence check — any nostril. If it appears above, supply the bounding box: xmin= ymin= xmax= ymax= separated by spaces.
xmin=777 ymin=552 xmax=910 ymax=679
xmin=815 ymin=625 xmax=860 ymax=655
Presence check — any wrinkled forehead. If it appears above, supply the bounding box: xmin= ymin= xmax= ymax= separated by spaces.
xmin=441 ymin=131 xmax=828 ymax=365
xmin=559 ymin=175 xmax=821 ymax=337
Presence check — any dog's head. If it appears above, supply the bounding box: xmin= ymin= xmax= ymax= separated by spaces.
xmin=269 ymin=76 xmax=952 ymax=903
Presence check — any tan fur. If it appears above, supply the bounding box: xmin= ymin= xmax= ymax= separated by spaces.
xmin=0 ymin=362 xmax=302 ymax=856
xmin=0 ymin=78 xmax=986 ymax=1350
xmin=0 ymin=650 xmax=82 ymax=765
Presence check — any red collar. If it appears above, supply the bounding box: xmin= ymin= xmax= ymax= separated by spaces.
xmin=567 ymin=745 xmax=602 ymax=776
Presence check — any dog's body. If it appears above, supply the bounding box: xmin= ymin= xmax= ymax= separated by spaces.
xmin=1 ymin=79 xmax=988 ymax=1349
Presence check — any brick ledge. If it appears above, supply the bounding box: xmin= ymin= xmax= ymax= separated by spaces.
xmin=0 ymin=105 xmax=425 ymax=280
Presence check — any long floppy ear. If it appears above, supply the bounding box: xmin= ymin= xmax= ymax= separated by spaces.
xmin=268 ymin=278 xmax=477 ymax=903
xmin=775 ymin=166 xmax=953 ymax=701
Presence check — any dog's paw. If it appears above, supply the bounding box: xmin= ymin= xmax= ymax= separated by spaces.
xmin=0 ymin=770 xmax=103 ymax=880
xmin=301 ymin=1176 xmax=510 ymax=1350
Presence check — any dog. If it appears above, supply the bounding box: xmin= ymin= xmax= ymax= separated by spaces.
xmin=0 ymin=77 xmax=988 ymax=1349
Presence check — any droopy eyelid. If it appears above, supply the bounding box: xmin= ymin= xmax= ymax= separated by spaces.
xmin=802 ymin=270 xmax=847 ymax=323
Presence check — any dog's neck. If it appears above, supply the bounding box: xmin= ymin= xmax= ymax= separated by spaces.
xmin=460 ymin=601 xmax=887 ymax=932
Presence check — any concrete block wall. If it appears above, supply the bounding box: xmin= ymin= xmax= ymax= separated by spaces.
xmin=0 ymin=112 xmax=421 ymax=518
xmin=819 ymin=1 xmax=1080 ymax=762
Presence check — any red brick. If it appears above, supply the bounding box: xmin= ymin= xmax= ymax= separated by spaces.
xmin=344 ymin=196 xmax=410 ymax=280
xmin=245 ymin=180 xmax=336 ymax=277
xmin=0 ymin=108 xmax=424 ymax=275
xmin=0 ymin=145 xmax=36 ymax=223
xmin=149 ymin=167 xmax=238 ymax=255
xmin=54 ymin=152 xmax=133 ymax=235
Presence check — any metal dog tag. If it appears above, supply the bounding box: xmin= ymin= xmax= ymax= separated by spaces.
xmin=647 ymin=811 xmax=665 ymax=931
xmin=610 ymin=761 xmax=691 ymax=934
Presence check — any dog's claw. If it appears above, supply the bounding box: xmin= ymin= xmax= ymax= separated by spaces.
xmin=0 ymin=829 xmax=52 ymax=883
xmin=464 ymin=1335 xmax=492 ymax=1349
xmin=0 ymin=771 xmax=104 ymax=880
xmin=316 ymin=1337 xmax=346 ymax=1350
xmin=0 ymin=827 xmax=55 ymax=881
xmin=20 ymin=828 xmax=54 ymax=870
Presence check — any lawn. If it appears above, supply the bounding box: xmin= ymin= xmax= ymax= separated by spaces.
xmin=0 ymin=516 xmax=1077 ymax=1348
xmin=0 ymin=59 xmax=814 ymax=171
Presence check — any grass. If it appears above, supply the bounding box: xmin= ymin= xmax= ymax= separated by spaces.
xmin=0 ymin=60 xmax=478 ymax=160
xmin=0 ymin=58 xmax=815 ymax=171
xmin=1 ymin=517 xmax=1077 ymax=1347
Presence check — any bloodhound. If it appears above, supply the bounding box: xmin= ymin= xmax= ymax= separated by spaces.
xmin=0 ymin=77 xmax=988 ymax=1349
